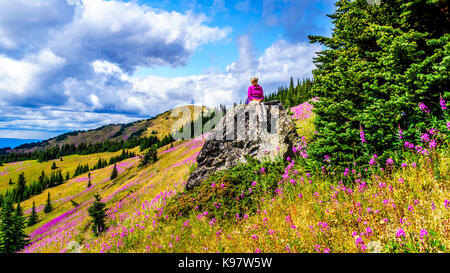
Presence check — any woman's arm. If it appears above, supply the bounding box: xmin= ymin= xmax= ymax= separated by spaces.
xmin=247 ymin=86 xmax=253 ymax=100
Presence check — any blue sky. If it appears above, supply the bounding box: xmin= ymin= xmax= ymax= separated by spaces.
xmin=0 ymin=0 xmax=336 ymax=141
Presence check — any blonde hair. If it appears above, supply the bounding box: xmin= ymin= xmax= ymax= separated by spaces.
xmin=250 ymin=77 xmax=258 ymax=83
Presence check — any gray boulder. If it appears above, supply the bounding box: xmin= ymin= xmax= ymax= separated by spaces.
xmin=185 ymin=100 xmax=300 ymax=190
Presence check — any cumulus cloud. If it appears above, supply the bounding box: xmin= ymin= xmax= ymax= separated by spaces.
xmin=0 ymin=0 xmax=75 ymax=52
xmin=0 ymin=0 xmax=231 ymax=108
xmin=0 ymin=0 xmax=321 ymax=140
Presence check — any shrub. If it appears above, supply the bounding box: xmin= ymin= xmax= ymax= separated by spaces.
xmin=165 ymin=155 xmax=287 ymax=221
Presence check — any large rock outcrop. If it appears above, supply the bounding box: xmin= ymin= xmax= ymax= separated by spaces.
xmin=185 ymin=100 xmax=300 ymax=190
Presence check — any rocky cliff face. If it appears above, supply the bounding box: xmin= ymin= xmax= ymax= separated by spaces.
xmin=185 ymin=100 xmax=300 ymax=190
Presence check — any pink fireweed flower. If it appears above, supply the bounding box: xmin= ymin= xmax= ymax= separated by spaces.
xmin=412 ymin=162 xmax=417 ymax=168
xmin=324 ymin=155 xmax=330 ymax=162
xmin=211 ymin=182 xmax=216 ymax=188
xmin=251 ymin=234 xmax=259 ymax=240
xmin=396 ymin=228 xmax=405 ymax=238
xmin=314 ymin=245 xmax=321 ymax=252
xmin=355 ymin=237 xmax=366 ymax=252
xmin=248 ymin=188 xmax=252 ymax=194
xmin=220 ymin=183 xmax=225 ymax=189
xmin=209 ymin=218 xmax=216 ymax=226
xmin=444 ymin=199 xmax=449 ymax=208
xmin=251 ymin=181 xmax=257 ymax=187
xmin=429 ymin=139 xmax=437 ymax=149
xmin=440 ymin=94 xmax=447 ymax=110
xmin=360 ymin=124 xmax=367 ymax=143
xmin=243 ymin=214 xmax=249 ymax=220
xmin=398 ymin=124 xmax=403 ymax=139
xmin=401 ymin=162 xmax=407 ymax=168
xmin=259 ymin=167 xmax=265 ymax=173
xmin=365 ymin=227 xmax=373 ymax=237
xmin=418 ymin=102 xmax=430 ymax=114
xmin=254 ymin=248 xmax=261 ymax=253
xmin=420 ymin=229 xmax=428 ymax=241
xmin=408 ymin=205 xmax=414 ymax=213
xmin=386 ymin=158 xmax=394 ymax=165
xmin=421 ymin=133 xmax=430 ymax=143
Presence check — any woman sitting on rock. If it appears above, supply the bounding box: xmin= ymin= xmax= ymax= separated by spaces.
xmin=246 ymin=77 xmax=264 ymax=105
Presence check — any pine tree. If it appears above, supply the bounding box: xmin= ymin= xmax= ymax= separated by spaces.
xmin=8 ymin=178 xmax=13 ymax=185
xmin=87 ymin=172 xmax=91 ymax=188
xmin=43 ymin=192 xmax=52 ymax=213
xmin=27 ymin=202 xmax=38 ymax=227
xmin=110 ymin=164 xmax=118 ymax=180
xmin=51 ymin=162 xmax=57 ymax=170
xmin=15 ymin=172 xmax=26 ymax=203
xmin=87 ymin=194 xmax=107 ymax=237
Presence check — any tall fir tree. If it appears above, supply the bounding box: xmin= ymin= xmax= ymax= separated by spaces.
xmin=27 ymin=202 xmax=38 ymax=227
xmin=307 ymin=0 xmax=449 ymax=170
xmin=87 ymin=172 xmax=91 ymax=188
xmin=110 ymin=164 xmax=118 ymax=180
xmin=0 ymin=198 xmax=28 ymax=253
xmin=16 ymin=172 xmax=26 ymax=203
xmin=43 ymin=192 xmax=53 ymax=213
xmin=87 ymin=194 xmax=108 ymax=237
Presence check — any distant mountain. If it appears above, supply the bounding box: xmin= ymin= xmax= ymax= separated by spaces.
xmin=5 ymin=105 xmax=211 ymax=154
xmin=0 ymin=138 xmax=42 ymax=149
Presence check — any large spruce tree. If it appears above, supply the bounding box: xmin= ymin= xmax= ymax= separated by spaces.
xmin=0 ymin=199 xmax=28 ymax=253
xmin=307 ymin=0 xmax=449 ymax=170
xmin=87 ymin=194 xmax=108 ymax=237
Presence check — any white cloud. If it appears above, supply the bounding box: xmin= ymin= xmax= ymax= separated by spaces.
xmin=0 ymin=0 xmax=320 ymax=140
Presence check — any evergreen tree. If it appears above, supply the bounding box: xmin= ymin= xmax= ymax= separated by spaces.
xmin=0 ymin=199 xmax=15 ymax=253
xmin=139 ymin=145 xmax=158 ymax=167
xmin=0 ymin=198 xmax=28 ymax=253
xmin=15 ymin=202 xmax=23 ymax=217
xmin=15 ymin=172 xmax=26 ymax=203
xmin=65 ymin=171 xmax=70 ymax=181
xmin=87 ymin=172 xmax=91 ymax=188
xmin=43 ymin=192 xmax=52 ymax=213
xmin=51 ymin=162 xmax=57 ymax=170
xmin=110 ymin=164 xmax=118 ymax=180
xmin=8 ymin=178 xmax=13 ymax=185
xmin=87 ymin=194 xmax=108 ymax=237
xmin=27 ymin=202 xmax=38 ymax=227
xmin=11 ymin=205 xmax=28 ymax=251
xmin=307 ymin=0 xmax=449 ymax=169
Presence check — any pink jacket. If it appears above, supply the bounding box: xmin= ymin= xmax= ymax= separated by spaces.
xmin=247 ymin=85 xmax=264 ymax=101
